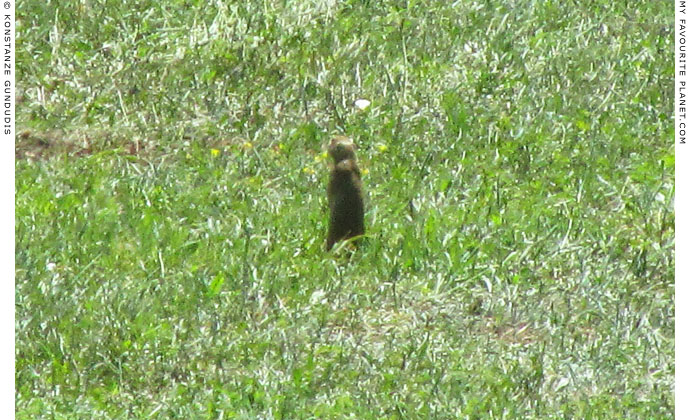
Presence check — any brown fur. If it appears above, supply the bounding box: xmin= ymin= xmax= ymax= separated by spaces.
xmin=327 ymin=136 xmax=365 ymax=251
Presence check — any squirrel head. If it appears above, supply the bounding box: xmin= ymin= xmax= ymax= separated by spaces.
xmin=328 ymin=136 xmax=356 ymax=163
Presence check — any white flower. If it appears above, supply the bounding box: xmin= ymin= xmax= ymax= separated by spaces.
xmin=354 ymin=99 xmax=371 ymax=110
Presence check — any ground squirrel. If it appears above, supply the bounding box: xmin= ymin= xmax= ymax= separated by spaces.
xmin=326 ymin=135 xmax=365 ymax=251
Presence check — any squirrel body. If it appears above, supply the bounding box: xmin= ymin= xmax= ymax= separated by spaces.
xmin=327 ymin=136 xmax=365 ymax=251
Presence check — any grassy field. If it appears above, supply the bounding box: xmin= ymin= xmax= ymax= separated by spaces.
xmin=15 ymin=0 xmax=674 ymax=418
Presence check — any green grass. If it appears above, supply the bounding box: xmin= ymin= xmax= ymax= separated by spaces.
xmin=16 ymin=0 xmax=674 ymax=418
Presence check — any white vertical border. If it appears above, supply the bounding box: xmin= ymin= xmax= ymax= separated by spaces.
xmin=677 ymin=0 xmax=687 ymax=418
xmin=1 ymin=0 xmax=14 ymax=416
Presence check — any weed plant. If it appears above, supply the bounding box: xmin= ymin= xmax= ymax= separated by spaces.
xmin=16 ymin=0 xmax=673 ymax=418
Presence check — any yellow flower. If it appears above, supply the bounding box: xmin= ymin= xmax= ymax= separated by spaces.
xmin=315 ymin=151 xmax=329 ymax=162
xmin=376 ymin=143 xmax=388 ymax=152
xmin=303 ymin=167 xmax=315 ymax=175
xmin=362 ymin=168 xmax=370 ymax=176
xmin=210 ymin=148 xmax=220 ymax=157
xmin=243 ymin=141 xmax=253 ymax=149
